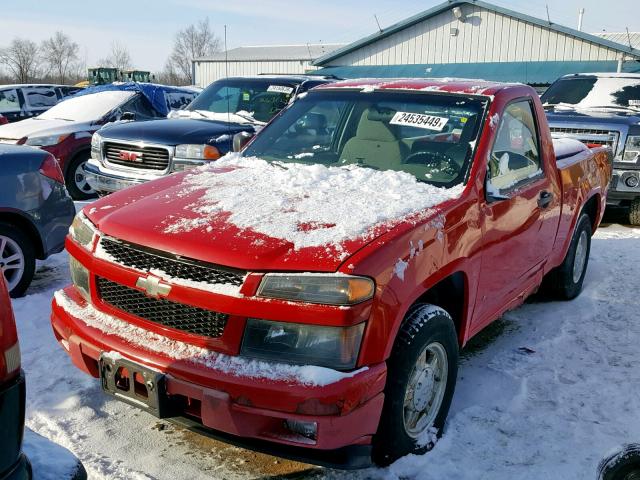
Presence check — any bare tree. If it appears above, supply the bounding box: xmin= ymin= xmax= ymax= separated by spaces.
xmin=168 ymin=19 xmax=220 ymax=84
xmin=99 ymin=41 xmax=132 ymax=72
xmin=41 ymin=32 xmax=79 ymax=84
xmin=0 ymin=38 xmax=41 ymax=83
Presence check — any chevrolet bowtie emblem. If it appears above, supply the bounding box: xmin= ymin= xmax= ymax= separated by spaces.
xmin=136 ymin=275 xmax=171 ymax=298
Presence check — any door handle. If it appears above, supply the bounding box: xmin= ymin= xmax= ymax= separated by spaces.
xmin=538 ymin=190 xmax=553 ymax=209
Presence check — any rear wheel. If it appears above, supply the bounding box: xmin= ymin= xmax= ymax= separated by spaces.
xmin=372 ymin=304 xmax=458 ymax=466
xmin=0 ymin=222 xmax=36 ymax=298
xmin=543 ymin=213 xmax=592 ymax=300
xmin=630 ymin=198 xmax=640 ymax=226
xmin=65 ymin=152 xmax=95 ymax=200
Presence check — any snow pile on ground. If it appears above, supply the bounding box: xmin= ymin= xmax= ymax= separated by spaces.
xmin=165 ymin=154 xmax=463 ymax=250
xmin=53 ymin=289 xmax=365 ymax=387
xmin=39 ymin=91 xmax=135 ymax=122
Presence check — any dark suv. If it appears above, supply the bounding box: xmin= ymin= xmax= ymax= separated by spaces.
xmin=0 ymin=85 xmax=81 ymax=123
xmin=543 ymin=73 xmax=640 ymax=224
xmin=85 ymin=75 xmax=335 ymax=194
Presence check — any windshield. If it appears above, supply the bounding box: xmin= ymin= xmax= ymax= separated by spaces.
xmin=541 ymin=76 xmax=640 ymax=110
xmin=243 ymin=90 xmax=488 ymax=187
xmin=39 ymin=91 xmax=136 ymax=122
xmin=187 ymin=78 xmax=297 ymax=123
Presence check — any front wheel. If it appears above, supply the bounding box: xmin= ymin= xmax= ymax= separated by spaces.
xmin=65 ymin=153 xmax=96 ymax=200
xmin=372 ymin=304 xmax=458 ymax=466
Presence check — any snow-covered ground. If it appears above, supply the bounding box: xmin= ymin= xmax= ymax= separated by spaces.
xmin=11 ymin=218 xmax=640 ymax=479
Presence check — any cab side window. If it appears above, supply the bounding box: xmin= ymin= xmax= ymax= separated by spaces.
xmin=487 ymin=100 xmax=542 ymax=195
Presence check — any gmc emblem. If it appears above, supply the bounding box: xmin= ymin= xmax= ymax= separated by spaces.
xmin=118 ymin=150 xmax=142 ymax=162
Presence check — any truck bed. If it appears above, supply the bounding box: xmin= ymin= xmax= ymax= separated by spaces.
xmin=551 ymin=138 xmax=612 ymax=264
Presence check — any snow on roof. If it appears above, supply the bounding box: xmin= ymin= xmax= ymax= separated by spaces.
xmin=164 ymin=154 xmax=464 ymax=251
xmin=594 ymin=32 xmax=640 ymax=50
xmin=38 ymin=90 xmax=135 ymax=122
xmin=195 ymin=43 xmax=346 ymax=62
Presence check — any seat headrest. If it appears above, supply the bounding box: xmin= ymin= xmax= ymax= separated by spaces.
xmin=356 ymin=108 xmax=398 ymax=142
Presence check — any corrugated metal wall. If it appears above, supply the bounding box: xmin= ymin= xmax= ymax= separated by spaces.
xmin=194 ymin=60 xmax=319 ymax=87
xmin=324 ymin=4 xmax=622 ymax=67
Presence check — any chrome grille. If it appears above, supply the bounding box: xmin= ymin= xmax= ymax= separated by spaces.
xmin=97 ymin=277 xmax=228 ymax=338
xmin=103 ymin=141 xmax=170 ymax=171
xmin=549 ymin=127 xmax=620 ymax=151
xmin=99 ymin=237 xmax=245 ymax=287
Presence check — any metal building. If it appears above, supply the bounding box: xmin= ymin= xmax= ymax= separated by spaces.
xmin=314 ymin=0 xmax=640 ymax=85
xmin=193 ymin=44 xmax=344 ymax=87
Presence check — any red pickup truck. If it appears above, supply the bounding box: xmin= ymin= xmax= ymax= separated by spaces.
xmin=51 ymin=79 xmax=611 ymax=468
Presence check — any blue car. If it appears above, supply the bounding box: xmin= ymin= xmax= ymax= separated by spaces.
xmin=85 ymin=75 xmax=335 ymax=195
xmin=0 ymin=145 xmax=75 ymax=297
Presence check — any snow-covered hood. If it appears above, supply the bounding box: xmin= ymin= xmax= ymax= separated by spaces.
xmin=0 ymin=117 xmax=93 ymax=142
xmin=86 ymin=155 xmax=463 ymax=272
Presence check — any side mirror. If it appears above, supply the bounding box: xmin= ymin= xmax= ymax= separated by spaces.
xmin=121 ymin=111 xmax=136 ymax=121
xmin=233 ymin=131 xmax=255 ymax=152
xmin=485 ymin=168 xmax=509 ymax=203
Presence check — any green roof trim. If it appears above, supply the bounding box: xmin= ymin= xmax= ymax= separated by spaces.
xmin=314 ymin=61 xmax=640 ymax=85
xmin=313 ymin=0 xmax=640 ymax=66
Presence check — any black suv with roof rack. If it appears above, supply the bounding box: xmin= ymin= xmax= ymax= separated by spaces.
xmin=85 ymin=75 xmax=335 ymax=195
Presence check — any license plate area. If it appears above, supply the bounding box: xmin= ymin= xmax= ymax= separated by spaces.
xmin=99 ymin=354 xmax=176 ymax=418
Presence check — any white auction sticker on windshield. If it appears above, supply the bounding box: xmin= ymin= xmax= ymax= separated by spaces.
xmin=267 ymin=85 xmax=294 ymax=94
xmin=390 ymin=112 xmax=449 ymax=131
xmin=629 ymin=100 xmax=640 ymax=106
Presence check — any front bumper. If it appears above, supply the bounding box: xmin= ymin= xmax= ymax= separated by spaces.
xmin=0 ymin=372 xmax=31 ymax=480
xmin=608 ymin=169 xmax=640 ymax=203
xmin=50 ymin=287 xmax=386 ymax=468
xmin=84 ymin=161 xmax=161 ymax=193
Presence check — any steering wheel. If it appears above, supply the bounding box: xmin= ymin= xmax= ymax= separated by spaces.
xmin=403 ymin=151 xmax=459 ymax=177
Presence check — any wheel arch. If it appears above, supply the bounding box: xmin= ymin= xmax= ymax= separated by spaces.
xmin=0 ymin=210 xmax=45 ymax=259
xmin=63 ymin=146 xmax=91 ymax=176
xmin=581 ymin=192 xmax=601 ymax=234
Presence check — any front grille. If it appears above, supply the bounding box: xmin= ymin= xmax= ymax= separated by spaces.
xmin=103 ymin=141 xmax=170 ymax=171
xmin=97 ymin=277 xmax=228 ymax=338
xmin=99 ymin=237 xmax=245 ymax=287
xmin=549 ymin=127 xmax=620 ymax=152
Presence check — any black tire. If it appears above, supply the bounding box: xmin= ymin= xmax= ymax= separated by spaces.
xmin=630 ymin=198 xmax=640 ymax=226
xmin=598 ymin=444 xmax=640 ymax=480
xmin=65 ymin=152 xmax=96 ymax=200
xmin=0 ymin=222 xmax=36 ymax=298
xmin=543 ymin=213 xmax=592 ymax=300
xmin=372 ymin=304 xmax=459 ymax=466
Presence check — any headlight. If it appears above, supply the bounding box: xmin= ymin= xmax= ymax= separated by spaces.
xmin=257 ymin=274 xmax=375 ymax=306
xmin=622 ymin=135 xmax=640 ymax=162
xmin=241 ymin=319 xmax=365 ymax=370
xmin=25 ymin=134 xmax=69 ymax=146
xmin=69 ymin=211 xmax=99 ymax=250
xmin=174 ymin=144 xmax=221 ymax=160
xmin=91 ymin=132 xmax=102 ymax=159
xmin=70 ymin=256 xmax=91 ymax=301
